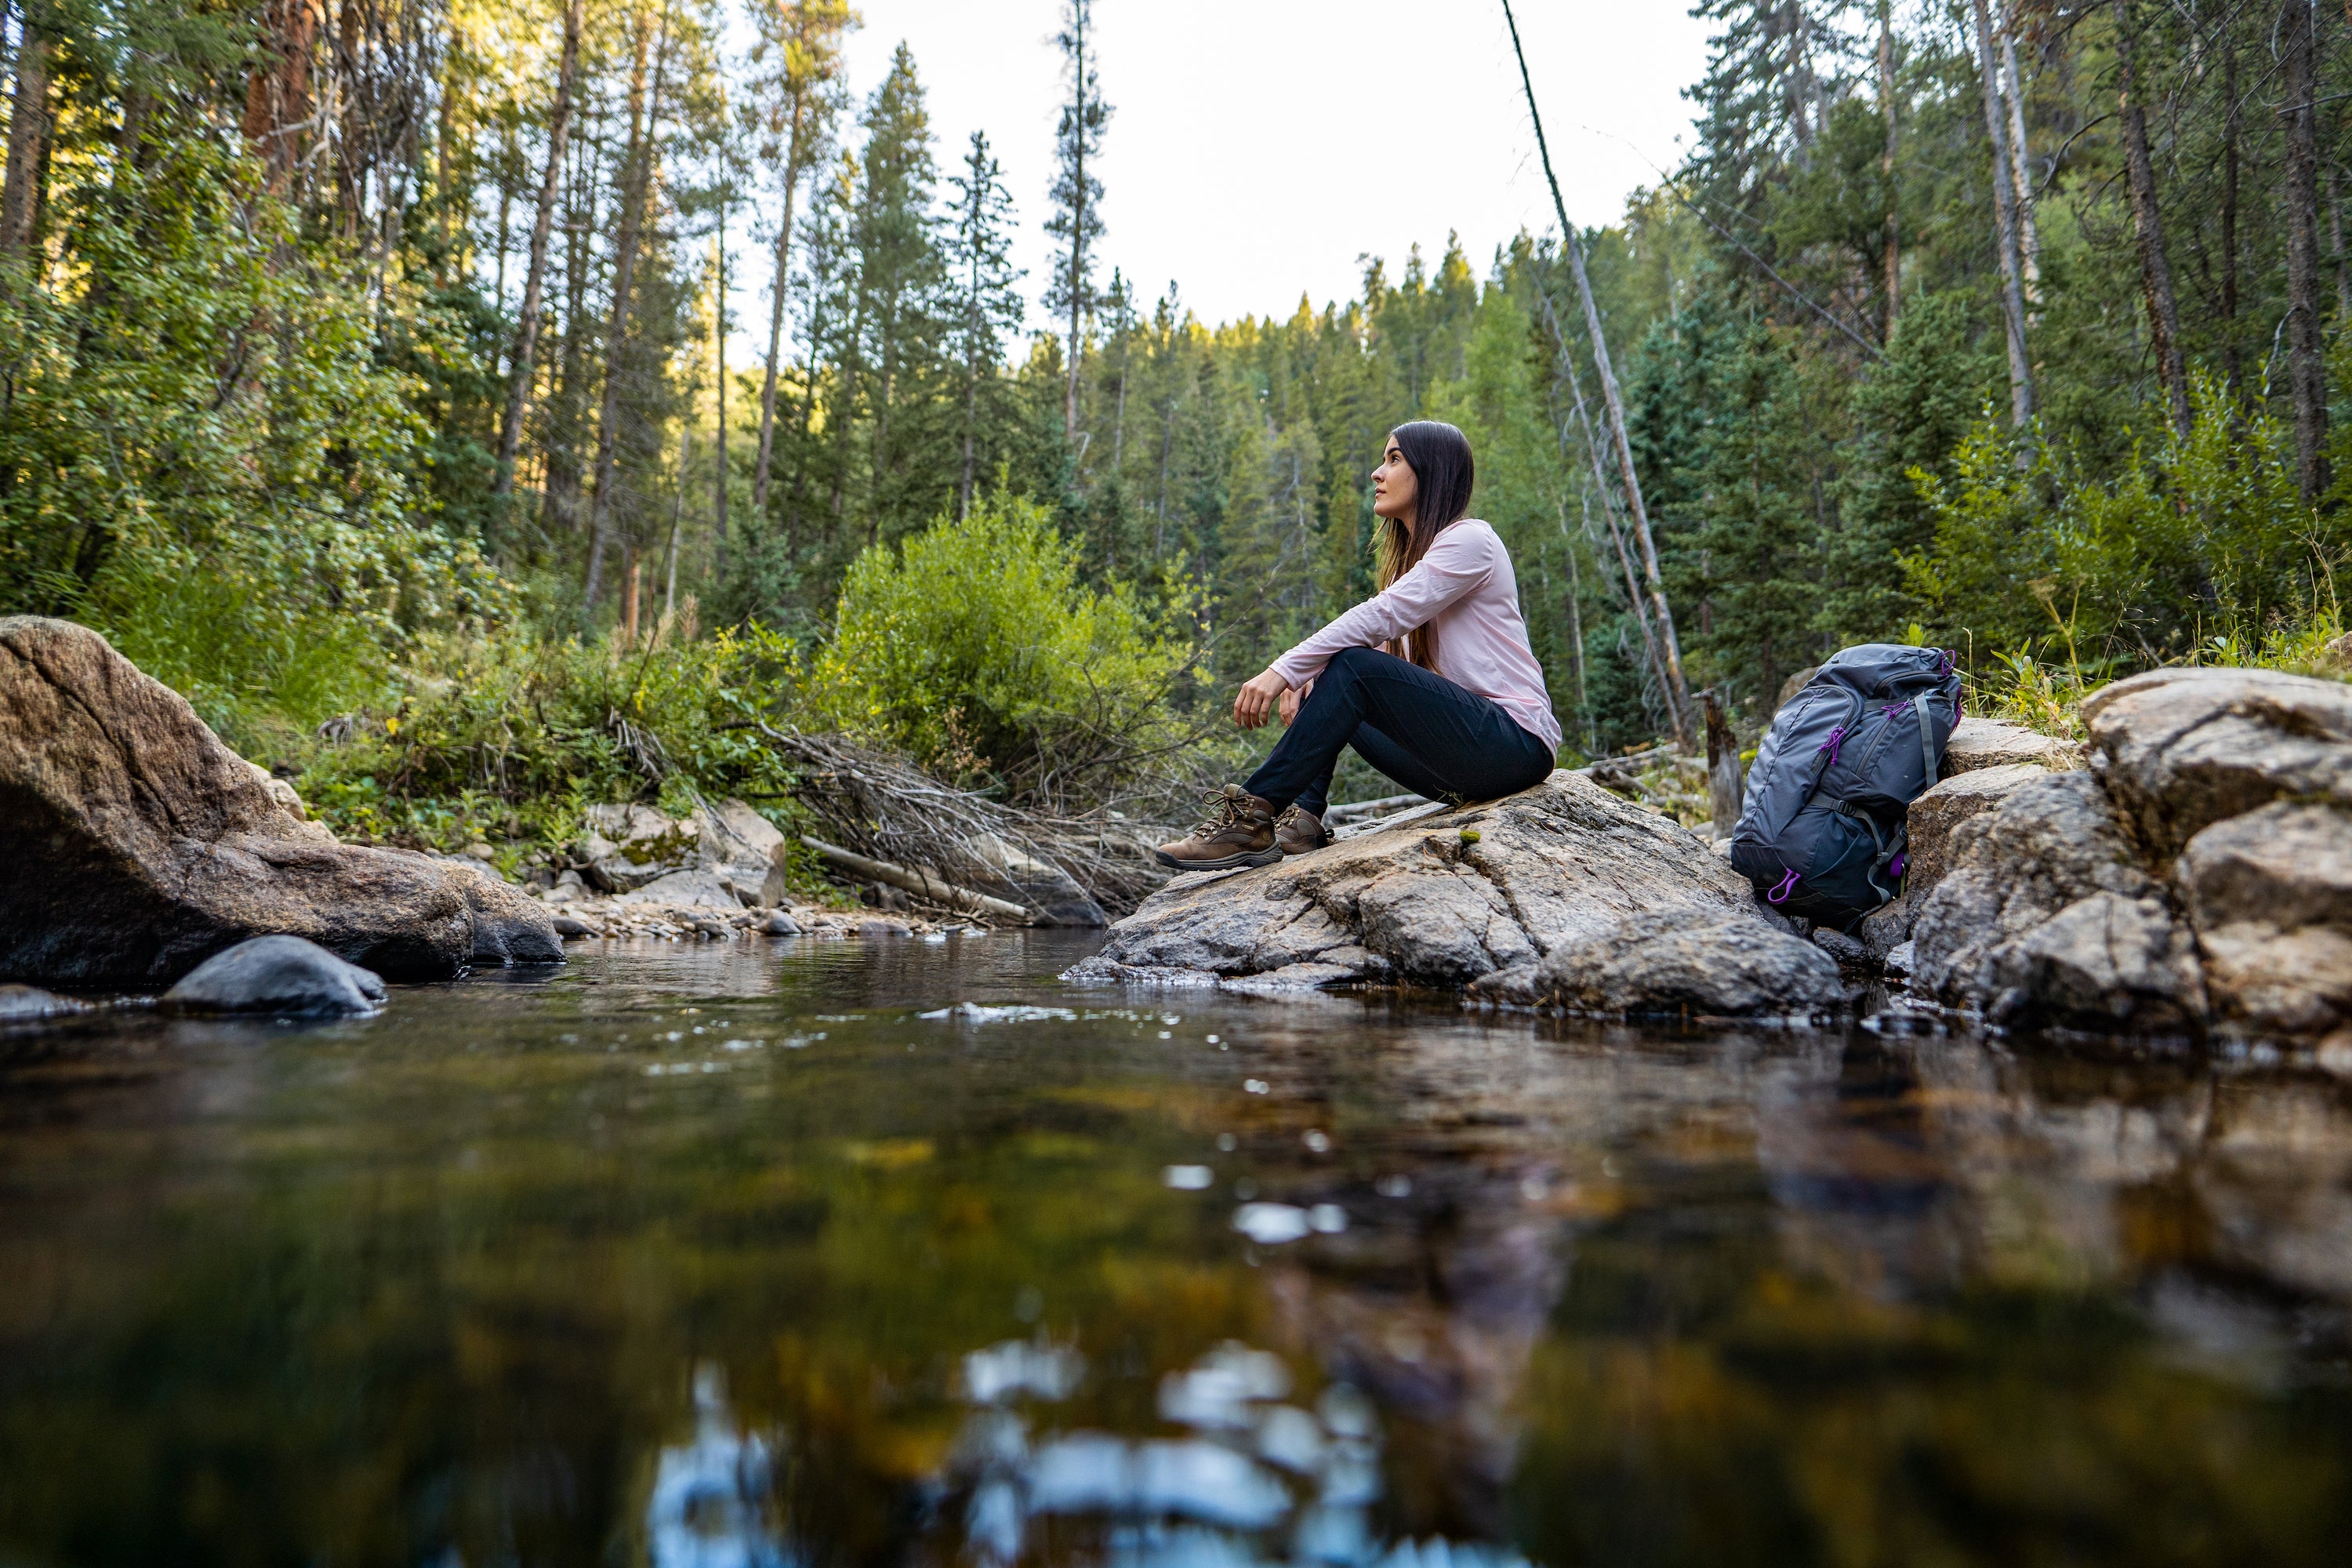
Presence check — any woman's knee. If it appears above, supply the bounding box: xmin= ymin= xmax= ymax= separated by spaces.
xmin=1326 ymin=644 xmax=1387 ymax=681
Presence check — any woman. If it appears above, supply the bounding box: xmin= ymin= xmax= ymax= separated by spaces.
xmin=1156 ymin=420 xmax=1560 ymax=870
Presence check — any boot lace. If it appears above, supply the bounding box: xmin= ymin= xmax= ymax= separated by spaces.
xmin=1188 ymin=786 xmax=1248 ymax=838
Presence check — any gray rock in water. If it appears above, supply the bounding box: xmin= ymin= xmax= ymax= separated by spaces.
xmin=1470 ymin=909 xmax=1845 ymax=1018
xmin=2177 ymin=801 xmax=2352 ymax=1036
xmin=0 ymin=616 xmax=558 ymax=985
xmin=551 ymin=915 xmax=597 ymax=938
xmin=453 ymin=866 xmax=565 ymax=965
xmin=163 ymin=935 xmax=387 ymax=1017
xmin=759 ymin=910 xmax=803 ymax=937
xmin=1068 ymin=773 xmax=1833 ymax=1014
xmin=0 ymin=983 xmax=89 ymax=1021
xmin=1911 ymin=771 xmax=2203 ymax=1030
xmin=2084 ymin=665 xmax=2352 ymax=858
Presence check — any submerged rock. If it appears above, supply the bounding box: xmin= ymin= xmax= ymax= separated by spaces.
xmin=0 ymin=984 xmax=89 ymax=1022
xmin=0 ymin=617 xmax=560 ymax=986
xmin=163 ymin=935 xmax=387 ymax=1017
xmin=1067 ymin=772 xmax=1835 ymax=1015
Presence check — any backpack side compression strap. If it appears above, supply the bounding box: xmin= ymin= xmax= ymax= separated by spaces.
xmin=1913 ymin=691 xmax=1936 ymax=791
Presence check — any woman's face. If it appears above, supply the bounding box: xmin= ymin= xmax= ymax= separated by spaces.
xmin=1371 ymin=436 xmax=1418 ymax=524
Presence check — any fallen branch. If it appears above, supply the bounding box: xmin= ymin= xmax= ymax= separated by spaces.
xmin=1324 ymin=793 xmax=1428 ymax=822
xmin=800 ymin=836 xmax=1034 ymax=924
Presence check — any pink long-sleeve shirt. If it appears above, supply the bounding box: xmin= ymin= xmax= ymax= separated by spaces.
xmin=1270 ymin=518 xmax=1562 ymax=756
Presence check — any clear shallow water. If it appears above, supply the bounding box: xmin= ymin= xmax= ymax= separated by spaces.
xmin=1 ymin=932 xmax=2349 ymax=1567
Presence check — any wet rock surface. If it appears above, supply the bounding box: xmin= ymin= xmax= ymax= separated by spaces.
xmin=1068 ymin=773 xmax=1835 ymax=1014
xmin=162 ymin=935 xmax=387 ymax=1017
xmin=0 ymin=616 xmax=559 ymax=986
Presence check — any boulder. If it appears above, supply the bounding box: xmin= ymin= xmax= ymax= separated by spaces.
xmin=2176 ymin=802 xmax=2352 ymax=1036
xmin=1469 ymin=909 xmax=1844 ymax=1019
xmin=1857 ymin=762 xmax=2051 ymax=956
xmin=162 ymin=935 xmax=387 ymax=1017
xmin=616 ymin=869 xmax=742 ymax=909
xmin=582 ymin=797 xmax=785 ymax=899
xmin=2083 ymin=665 xmax=2352 ymax=859
xmin=1941 ymin=715 xmax=2084 ymax=775
xmin=1910 ymin=771 xmax=2204 ymax=1030
xmin=0 ymin=617 xmax=560 ymax=985
xmin=1065 ymin=772 xmax=1835 ymax=1014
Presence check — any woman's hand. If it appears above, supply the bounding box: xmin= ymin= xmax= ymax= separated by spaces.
xmin=1233 ymin=669 xmax=1290 ymax=730
xmin=1278 ymin=679 xmax=1309 ymax=727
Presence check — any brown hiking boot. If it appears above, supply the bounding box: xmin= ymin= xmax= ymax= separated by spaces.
xmin=1275 ymin=804 xmax=1330 ymax=856
xmin=1154 ymin=785 xmax=1283 ymax=871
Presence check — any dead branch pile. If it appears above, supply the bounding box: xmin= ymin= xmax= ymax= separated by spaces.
xmin=756 ymin=727 xmax=1173 ymax=917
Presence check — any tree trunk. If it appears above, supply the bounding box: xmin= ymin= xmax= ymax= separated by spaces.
xmin=2221 ymin=23 xmax=2241 ymax=400
xmin=2113 ymin=4 xmax=2189 ymax=439
xmin=753 ymin=94 xmax=808 ymax=513
xmin=1998 ymin=5 xmax=2040 ymax=305
xmin=1502 ymin=0 xmax=1692 ymax=744
xmin=240 ymin=0 xmax=317 ymax=199
xmin=1062 ymin=9 xmax=1087 ymax=445
xmin=1878 ymin=2 xmax=1899 ymax=334
xmin=2332 ymin=165 xmax=2352 ymax=322
xmin=583 ymin=8 xmax=660 ymax=618
xmin=1 ymin=16 xmax=53 ymax=256
xmin=2281 ymin=0 xmax=2328 ymax=501
xmin=493 ymin=0 xmax=581 ymax=498
xmin=1971 ymin=0 xmax=2035 ymax=428
xmin=1704 ymin=689 xmax=1744 ymax=842
xmin=713 ymin=213 xmax=728 ymax=583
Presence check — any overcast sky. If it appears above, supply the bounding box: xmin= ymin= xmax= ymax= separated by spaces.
xmin=719 ymin=2 xmax=1714 ymax=352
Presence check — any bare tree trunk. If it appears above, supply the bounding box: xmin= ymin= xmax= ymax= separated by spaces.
xmin=666 ymin=424 xmax=689 ymax=622
xmin=2281 ymin=0 xmax=2328 ymax=500
xmin=240 ymin=0 xmax=317 ymax=198
xmin=2113 ymin=4 xmax=2189 ymax=439
xmin=1971 ymin=0 xmax=2035 ymax=427
xmin=1998 ymin=5 xmax=2041 ymax=305
xmin=2222 ymin=21 xmax=2242 ymax=400
xmin=2332 ymin=165 xmax=2352 ymax=322
xmin=753 ymin=95 xmax=808 ymax=512
xmin=493 ymin=0 xmax=581 ymax=498
xmin=583 ymin=8 xmax=660 ymax=618
xmin=713 ymin=213 xmax=728 ymax=583
xmin=1878 ymin=1 xmax=1899 ymax=333
xmin=1062 ymin=6 xmax=1087 ymax=444
xmin=1503 ymin=0 xmax=1691 ymax=745
xmin=1 ymin=13 xmax=52 ymax=256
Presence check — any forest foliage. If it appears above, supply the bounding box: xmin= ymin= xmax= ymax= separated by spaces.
xmin=6 ymin=1 xmax=2352 ymax=844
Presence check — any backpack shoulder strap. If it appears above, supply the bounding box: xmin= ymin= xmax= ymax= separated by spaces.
xmin=1913 ymin=691 xmax=1936 ymax=790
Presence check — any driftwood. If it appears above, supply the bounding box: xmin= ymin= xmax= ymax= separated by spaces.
xmin=757 ymin=727 xmax=1168 ymax=920
xmin=798 ymin=837 xmax=1033 ymax=922
xmin=1323 ymin=792 xmax=1427 ymax=823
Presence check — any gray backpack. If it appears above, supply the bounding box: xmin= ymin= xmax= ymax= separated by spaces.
xmin=1729 ymin=644 xmax=1962 ymax=931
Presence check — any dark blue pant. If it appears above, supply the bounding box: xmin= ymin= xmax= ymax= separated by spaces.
xmin=1244 ymin=645 xmax=1555 ymax=816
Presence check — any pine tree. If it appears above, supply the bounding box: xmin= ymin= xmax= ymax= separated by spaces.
xmin=945 ymin=130 xmax=1023 ymax=520
xmin=1043 ymin=0 xmax=1111 ymax=445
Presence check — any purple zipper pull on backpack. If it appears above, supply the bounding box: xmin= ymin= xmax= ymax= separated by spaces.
xmin=1767 ymin=868 xmax=1798 ymax=904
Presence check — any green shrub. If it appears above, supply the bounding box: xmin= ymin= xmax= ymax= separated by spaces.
xmin=804 ymin=490 xmax=1207 ymax=804
xmin=296 ymin=622 xmax=802 ymax=860
xmin=1903 ymin=374 xmax=2346 ymax=671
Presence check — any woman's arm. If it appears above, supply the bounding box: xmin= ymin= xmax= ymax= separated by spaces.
xmin=1268 ymin=524 xmax=1494 ymax=688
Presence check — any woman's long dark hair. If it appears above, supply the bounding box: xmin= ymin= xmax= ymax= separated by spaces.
xmin=1374 ymin=420 xmax=1475 ymax=670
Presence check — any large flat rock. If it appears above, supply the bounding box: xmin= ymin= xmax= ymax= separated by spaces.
xmin=2083 ymin=665 xmax=2352 ymax=859
xmin=0 ymin=617 xmax=559 ymax=986
xmin=1066 ymin=772 xmax=1838 ymax=1016
xmin=1941 ymin=715 xmax=2082 ymax=775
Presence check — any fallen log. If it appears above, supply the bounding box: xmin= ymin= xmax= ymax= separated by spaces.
xmin=800 ymin=836 xmax=1033 ymax=923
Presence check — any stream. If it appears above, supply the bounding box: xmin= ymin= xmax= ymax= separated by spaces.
xmin=2 ymin=931 xmax=2348 ymax=1566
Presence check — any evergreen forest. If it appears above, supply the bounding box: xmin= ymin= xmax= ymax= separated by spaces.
xmin=5 ymin=0 xmax=2352 ymax=851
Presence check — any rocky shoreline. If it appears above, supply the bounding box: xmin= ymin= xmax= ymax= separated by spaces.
xmin=1070 ymin=666 xmax=2352 ymax=1053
